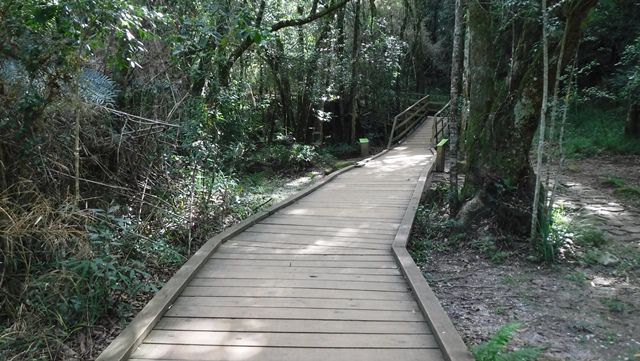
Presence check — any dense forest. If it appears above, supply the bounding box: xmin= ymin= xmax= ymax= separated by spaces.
xmin=1 ymin=0 xmax=639 ymax=360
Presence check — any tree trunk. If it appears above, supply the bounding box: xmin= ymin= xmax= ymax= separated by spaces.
xmin=458 ymin=0 xmax=597 ymax=238
xmin=296 ymin=8 xmax=335 ymax=144
xmin=349 ymin=0 xmax=362 ymax=144
xmin=336 ymin=8 xmax=348 ymax=143
xmin=530 ymin=0 xmax=550 ymax=241
xmin=448 ymin=0 xmax=465 ymax=212
xmin=625 ymin=101 xmax=640 ymax=137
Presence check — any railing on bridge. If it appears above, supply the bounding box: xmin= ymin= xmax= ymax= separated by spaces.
xmin=433 ymin=100 xmax=451 ymax=144
xmin=387 ymin=95 xmax=431 ymax=148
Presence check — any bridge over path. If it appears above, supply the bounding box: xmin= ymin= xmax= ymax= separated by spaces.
xmin=99 ymin=103 xmax=473 ymax=361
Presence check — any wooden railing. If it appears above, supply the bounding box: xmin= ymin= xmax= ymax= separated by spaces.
xmin=433 ymin=100 xmax=451 ymax=144
xmin=387 ymin=95 xmax=431 ymax=148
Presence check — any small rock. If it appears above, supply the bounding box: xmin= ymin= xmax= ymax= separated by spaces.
xmin=597 ymin=252 xmax=620 ymax=266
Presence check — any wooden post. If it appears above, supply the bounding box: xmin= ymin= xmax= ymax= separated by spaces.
xmin=435 ymin=138 xmax=448 ymax=172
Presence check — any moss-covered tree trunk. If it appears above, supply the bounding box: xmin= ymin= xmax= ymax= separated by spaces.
xmin=458 ymin=0 xmax=597 ymax=237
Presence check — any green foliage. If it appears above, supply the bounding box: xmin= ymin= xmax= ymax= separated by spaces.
xmin=473 ymin=323 xmax=543 ymax=361
xmin=564 ymin=271 xmax=588 ymax=285
xmin=78 ymin=68 xmax=118 ymax=106
xmin=409 ymin=199 xmax=463 ymax=264
xmin=474 ymin=237 xmax=514 ymax=264
xmin=600 ymin=297 xmax=627 ymax=314
xmin=601 ymin=176 xmax=627 ymax=188
xmin=562 ymin=106 xmax=640 ymax=157
xmin=541 ymin=207 xmax=608 ymax=263
xmin=600 ymin=176 xmax=640 ymax=202
xmin=246 ymin=143 xmax=333 ymax=173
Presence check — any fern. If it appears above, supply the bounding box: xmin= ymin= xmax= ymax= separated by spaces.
xmin=77 ymin=68 xmax=118 ymax=106
xmin=473 ymin=323 xmax=543 ymax=361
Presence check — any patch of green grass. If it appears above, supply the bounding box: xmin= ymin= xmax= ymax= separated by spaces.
xmin=501 ymin=274 xmax=530 ymax=286
xmin=473 ymin=323 xmax=543 ymax=361
xmin=614 ymin=186 xmax=640 ymax=199
xmin=600 ymin=297 xmax=627 ymax=313
xmin=601 ymin=175 xmax=627 ymax=188
xmin=575 ymin=225 xmax=608 ymax=248
xmin=562 ymin=105 xmax=640 ymax=158
xmin=473 ymin=237 xmax=513 ymax=264
xmin=565 ymin=271 xmax=589 ymax=285
xmin=600 ymin=175 xmax=640 ymax=201
xmin=581 ymin=248 xmax=605 ymax=266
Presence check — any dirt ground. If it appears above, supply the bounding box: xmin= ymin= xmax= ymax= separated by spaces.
xmin=416 ymin=156 xmax=640 ymax=361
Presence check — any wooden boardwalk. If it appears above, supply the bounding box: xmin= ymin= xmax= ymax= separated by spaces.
xmin=99 ymin=118 xmax=472 ymax=361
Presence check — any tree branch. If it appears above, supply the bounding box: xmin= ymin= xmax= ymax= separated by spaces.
xmin=271 ymin=0 xmax=350 ymax=31
xmin=218 ymin=0 xmax=351 ymax=86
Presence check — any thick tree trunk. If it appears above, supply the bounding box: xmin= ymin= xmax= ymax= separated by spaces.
xmin=458 ymin=0 xmax=597 ymax=237
xmin=448 ymin=0 xmax=465 ymax=212
xmin=625 ymin=101 xmax=640 ymax=137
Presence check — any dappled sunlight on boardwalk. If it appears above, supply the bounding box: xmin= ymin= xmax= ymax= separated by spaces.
xmin=115 ymin=120 xmax=447 ymax=361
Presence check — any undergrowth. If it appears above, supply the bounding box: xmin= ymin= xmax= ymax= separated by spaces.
xmin=0 ymin=168 xmax=322 ymax=359
xmin=562 ymin=105 xmax=640 ymax=157
xmin=538 ymin=206 xmax=608 ymax=263
xmin=473 ymin=323 xmax=543 ymax=361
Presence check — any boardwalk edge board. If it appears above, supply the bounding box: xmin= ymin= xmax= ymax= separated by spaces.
xmin=391 ymin=158 xmax=474 ymax=361
xmin=96 ymin=151 xmax=390 ymax=360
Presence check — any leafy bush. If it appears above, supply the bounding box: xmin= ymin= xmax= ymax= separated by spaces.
xmin=320 ymin=143 xmax=360 ymax=159
xmin=541 ymin=207 xmax=607 ymax=263
xmin=246 ymin=143 xmax=333 ymax=173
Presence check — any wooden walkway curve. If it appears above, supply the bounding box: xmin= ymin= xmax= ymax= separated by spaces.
xmin=99 ymin=118 xmax=472 ymax=361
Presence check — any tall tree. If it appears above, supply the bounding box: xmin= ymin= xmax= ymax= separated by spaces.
xmin=458 ymin=0 xmax=598 ymax=237
xmin=448 ymin=0 xmax=465 ymax=212
xmin=349 ymin=0 xmax=362 ymax=144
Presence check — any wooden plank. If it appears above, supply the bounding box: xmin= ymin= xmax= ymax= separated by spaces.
xmin=207 ymin=259 xmax=399 ymax=269
xmin=198 ymin=264 xmax=402 ymax=276
xmin=171 ymin=296 xmax=419 ymax=311
xmin=210 ymin=253 xmax=394 ymax=262
xmin=323 ymin=185 xmax=417 ymax=191
xmin=144 ymin=330 xmax=437 ymax=348
xmin=222 ymin=240 xmax=391 ymax=251
xmin=272 ymin=208 xmax=406 ymax=220
xmin=192 ymin=270 xmax=403 ymax=283
xmin=189 ymin=278 xmax=409 ymax=292
xmin=164 ymin=305 xmax=424 ymax=322
xmin=154 ymin=318 xmax=431 ymax=334
xmin=261 ymin=215 xmax=400 ymax=230
xmin=180 ymin=286 xmax=412 ymax=300
xmin=231 ymin=232 xmax=396 ymax=245
xmin=257 ymin=220 xmax=399 ymax=233
xmin=292 ymin=201 xmax=408 ymax=209
xmin=217 ymin=244 xmax=390 ymax=255
xmin=130 ymin=346 xmax=445 ymax=361
xmin=245 ymin=227 xmax=394 ymax=240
